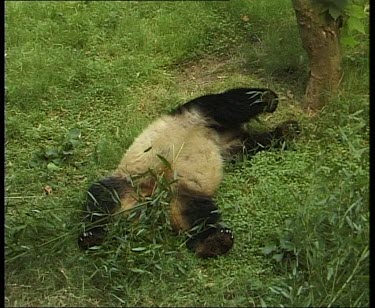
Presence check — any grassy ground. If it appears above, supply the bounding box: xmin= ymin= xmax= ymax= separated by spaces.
xmin=5 ymin=1 xmax=369 ymax=307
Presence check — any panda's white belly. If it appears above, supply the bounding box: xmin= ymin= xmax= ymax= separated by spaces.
xmin=115 ymin=112 xmax=223 ymax=196
xmin=173 ymin=133 xmax=223 ymax=196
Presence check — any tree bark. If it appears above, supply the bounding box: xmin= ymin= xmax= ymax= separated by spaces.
xmin=292 ymin=0 xmax=343 ymax=111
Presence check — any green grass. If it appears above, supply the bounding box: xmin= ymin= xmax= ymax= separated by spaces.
xmin=5 ymin=1 xmax=369 ymax=307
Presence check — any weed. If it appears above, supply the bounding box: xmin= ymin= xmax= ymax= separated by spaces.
xmin=259 ymin=98 xmax=369 ymax=307
xmin=29 ymin=128 xmax=82 ymax=170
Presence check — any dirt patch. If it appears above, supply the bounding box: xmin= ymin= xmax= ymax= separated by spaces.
xmin=173 ymin=55 xmax=251 ymax=93
xmin=177 ymin=57 xmax=233 ymax=85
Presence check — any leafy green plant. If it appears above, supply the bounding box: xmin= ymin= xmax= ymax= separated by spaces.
xmin=260 ymin=103 xmax=369 ymax=306
xmin=29 ymin=128 xmax=82 ymax=171
xmin=315 ymin=0 xmax=369 ymax=48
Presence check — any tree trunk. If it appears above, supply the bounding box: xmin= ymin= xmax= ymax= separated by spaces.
xmin=292 ymin=0 xmax=343 ymax=111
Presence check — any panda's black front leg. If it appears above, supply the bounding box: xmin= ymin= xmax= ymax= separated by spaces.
xmin=78 ymin=176 xmax=128 ymax=250
xmin=176 ymin=88 xmax=279 ymax=127
xmin=239 ymin=120 xmax=301 ymax=156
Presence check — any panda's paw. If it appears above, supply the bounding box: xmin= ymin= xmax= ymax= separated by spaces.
xmin=186 ymin=227 xmax=234 ymax=258
xmin=78 ymin=227 xmax=106 ymax=250
xmin=262 ymin=90 xmax=279 ymax=113
xmin=276 ymin=120 xmax=301 ymax=139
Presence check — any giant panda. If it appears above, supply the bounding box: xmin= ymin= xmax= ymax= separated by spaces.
xmin=78 ymin=87 xmax=299 ymax=258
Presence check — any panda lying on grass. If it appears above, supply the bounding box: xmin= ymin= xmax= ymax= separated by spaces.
xmin=78 ymin=87 xmax=300 ymax=258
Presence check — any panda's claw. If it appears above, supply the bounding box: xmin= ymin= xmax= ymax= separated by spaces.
xmin=222 ymin=228 xmax=234 ymax=240
xmin=78 ymin=227 xmax=106 ymax=250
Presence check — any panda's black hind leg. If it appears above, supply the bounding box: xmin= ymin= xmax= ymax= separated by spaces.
xmin=186 ymin=226 xmax=234 ymax=258
xmin=172 ymin=192 xmax=234 ymax=258
xmin=78 ymin=176 xmax=128 ymax=250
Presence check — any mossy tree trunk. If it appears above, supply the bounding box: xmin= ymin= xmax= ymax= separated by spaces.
xmin=292 ymin=0 xmax=343 ymax=111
